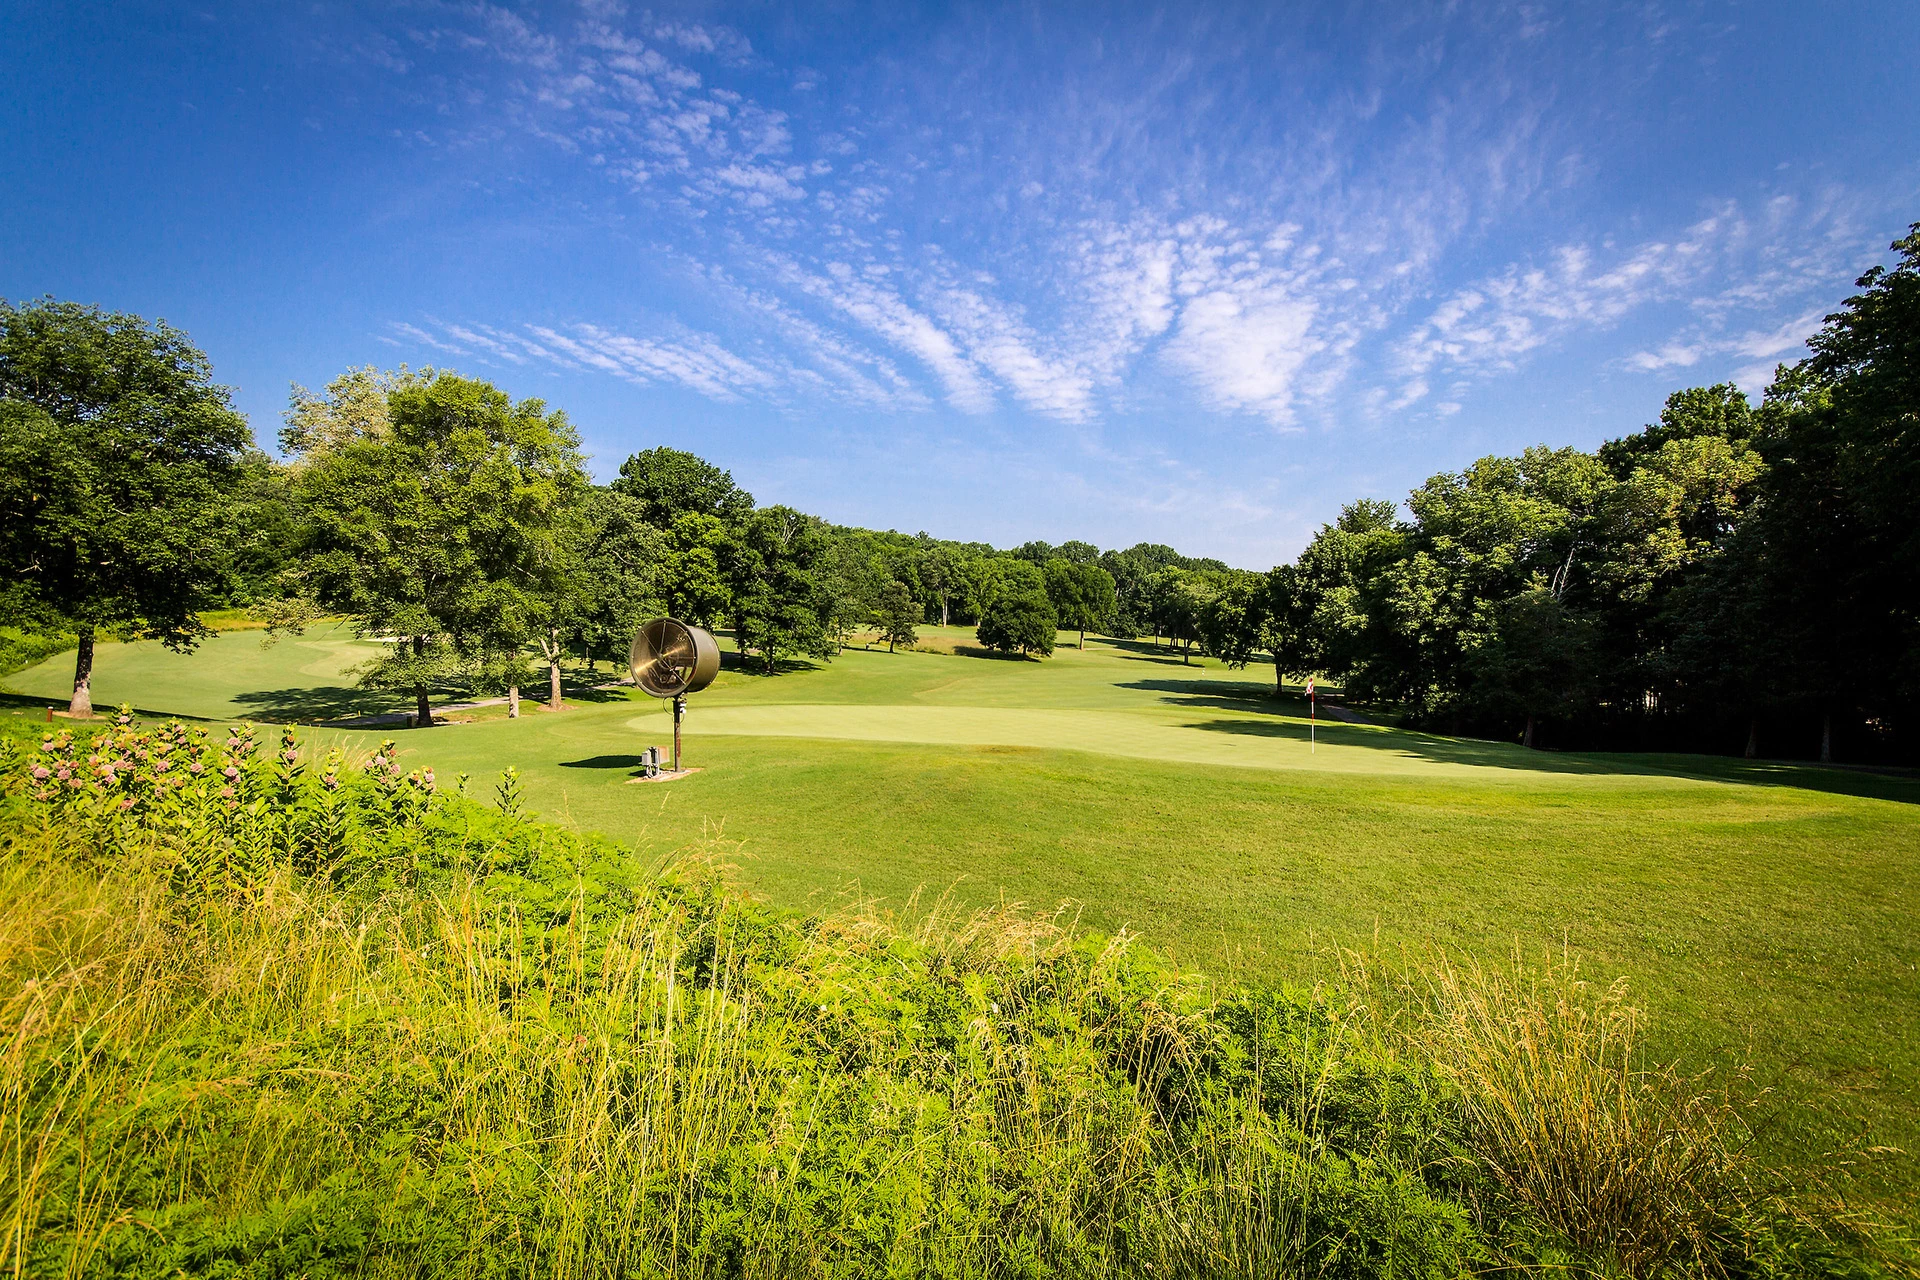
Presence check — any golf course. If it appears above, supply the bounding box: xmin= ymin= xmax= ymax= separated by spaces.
xmin=10 ymin=620 xmax=1918 ymax=1219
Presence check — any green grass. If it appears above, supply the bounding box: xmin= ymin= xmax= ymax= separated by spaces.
xmin=8 ymin=624 xmax=1919 ymax=1222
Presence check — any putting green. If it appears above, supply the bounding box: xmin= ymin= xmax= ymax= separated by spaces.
xmin=669 ymin=702 xmax=1644 ymax=781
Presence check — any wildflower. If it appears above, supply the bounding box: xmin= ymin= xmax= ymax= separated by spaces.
xmin=223 ymin=765 xmax=240 ymax=780
xmin=220 ymin=786 xmax=236 ymax=799
xmin=282 ymin=750 xmax=299 ymax=765
xmin=190 ymin=761 xmax=205 ymax=775
xmin=40 ymin=739 xmax=56 ymax=753
xmin=55 ymin=768 xmax=71 ymax=781
xmin=119 ymin=797 xmax=135 ymax=810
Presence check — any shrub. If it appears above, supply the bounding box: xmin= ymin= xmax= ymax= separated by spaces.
xmin=0 ymin=623 xmax=75 ymax=680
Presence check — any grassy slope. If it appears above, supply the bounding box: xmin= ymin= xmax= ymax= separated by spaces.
xmin=7 ymin=625 xmax=1918 ymax=1213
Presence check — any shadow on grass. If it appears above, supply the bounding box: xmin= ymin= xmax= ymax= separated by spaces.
xmin=559 ymin=754 xmax=650 ymax=770
xmin=953 ymin=645 xmax=1041 ymax=662
xmin=229 ymin=686 xmax=417 ymax=723
xmin=0 ymin=690 xmax=221 ymax=724
xmin=1150 ymin=686 xmax=1920 ymax=802
xmin=1100 ymin=637 xmax=1204 ymax=667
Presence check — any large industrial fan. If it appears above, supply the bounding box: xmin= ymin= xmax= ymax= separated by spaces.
xmin=629 ymin=618 xmax=721 ymax=771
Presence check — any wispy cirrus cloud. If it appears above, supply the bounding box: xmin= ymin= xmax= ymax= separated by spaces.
xmin=358 ymin=3 xmax=1891 ymax=446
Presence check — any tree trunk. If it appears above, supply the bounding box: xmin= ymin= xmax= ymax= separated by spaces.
xmin=940 ymin=599 xmax=949 ymax=627
xmin=68 ymin=625 xmax=95 ymax=718
xmin=547 ymin=628 xmax=564 ymax=710
xmin=1744 ymin=715 xmax=1759 ymax=759
xmin=413 ymin=634 xmax=432 ymax=727
xmin=1523 ymin=713 xmax=1536 ymax=750
xmin=1079 ymin=627 xmax=1086 ymax=649
xmin=1820 ymin=711 xmax=1832 ymax=763
xmin=1274 ymin=655 xmax=1285 ymax=695
xmin=507 ymin=685 xmax=520 ymax=718
xmin=887 ymin=635 xmax=895 ymax=653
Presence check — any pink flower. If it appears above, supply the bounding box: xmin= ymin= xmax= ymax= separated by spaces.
xmin=119 ymin=797 xmax=135 ymax=810
xmin=219 ymin=786 xmax=235 ymax=799
xmin=222 ymin=765 xmax=239 ymax=780
xmin=30 ymin=765 xmax=49 ymax=781
xmin=55 ymin=768 xmax=71 ymax=781
xmin=190 ymin=761 xmax=205 ymax=775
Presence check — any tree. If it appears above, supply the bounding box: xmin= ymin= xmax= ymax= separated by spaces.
xmin=977 ymin=590 xmax=1056 ymax=658
xmin=532 ymin=488 xmax=669 ymax=706
xmin=1597 ymin=383 xmax=1755 ymax=478
xmin=0 ymin=300 xmax=252 ymax=716
xmin=1466 ymin=589 xmax=1600 ymax=748
xmin=920 ymin=544 xmax=958 ymax=626
xmin=1193 ymin=568 xmax=1293 ymax=690
xmin=875 ymin=580 xmax=919 ymax=652
xmin=1010 ymin=539 xmax=1056 ymax=566
xmin=1044 ymin=559 xmax=1116 ymax=647
xmin=287 ymin=371 xmax=587 ymax=726
xmin=1100 ymin=542 xmax=1190 ymax=637
xmin=611 ymin=446 xmax=754 ymax=526
xmin=729 ymin=505 xmax=833 ymax=673
xmin=282 ymin=366 xmax=415 ymax=458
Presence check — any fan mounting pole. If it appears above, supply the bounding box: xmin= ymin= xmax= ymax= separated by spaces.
xmin=673 ymin=694 xmax=684 ymax=771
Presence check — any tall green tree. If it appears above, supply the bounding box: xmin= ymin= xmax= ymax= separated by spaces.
xmin=977 ymin=590 xmax=1056 ymax=657
xmin=1043 ymin=559 xmax=1116 ymax=648
xmin=0 ymin=300 xmax=252 ymax=716
xmin=611 ymin=446 xmax=754 ymax=526
xmin=729 ymin=505 xmax=833 ymax=673
xmin=532 ymin=488 xmax=669 ymax=705
xmin=1465 ymin=589 xmax=1600 ymax=748
xmin=288 ymin=372 xmax=587 ymax=726
xmin=875 ymin=580 xmax=919 ymax=652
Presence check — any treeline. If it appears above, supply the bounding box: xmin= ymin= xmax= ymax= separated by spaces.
xmin=1172 ymin=226 xmax=1918 ymax=762
xmin=2 ymin=223 xmax=1912 ymax=756
xmin=0 ymin=311 xmax=1216 ymax=718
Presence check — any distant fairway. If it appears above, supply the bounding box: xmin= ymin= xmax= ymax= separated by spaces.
xmin=8 ymin=624 xmax=1919 ymax=1214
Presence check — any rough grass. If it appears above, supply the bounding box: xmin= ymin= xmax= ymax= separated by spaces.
xmin=0 ymin=726 xmax=1887 ymax=1277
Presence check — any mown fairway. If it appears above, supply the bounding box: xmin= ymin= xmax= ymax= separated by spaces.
xmin=10 ymin=626 xmax=1920 ymax=1214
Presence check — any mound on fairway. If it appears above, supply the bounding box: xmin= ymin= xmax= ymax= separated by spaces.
xmin=8 ymin=625 xmax=1919 ymax=1223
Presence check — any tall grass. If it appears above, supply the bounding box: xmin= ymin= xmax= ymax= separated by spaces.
xmin=0 ymin=716 xmax=1886 ymax=1277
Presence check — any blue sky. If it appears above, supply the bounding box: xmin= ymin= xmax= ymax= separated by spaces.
xmin=5 ymin=1 xmax=1916 ymax=565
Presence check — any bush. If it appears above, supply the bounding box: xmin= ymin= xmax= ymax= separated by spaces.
xmin=0 ymin=623 xmax=75 ymax=680
xmin=977 ymin=590 xmax=1057 ymax=657
xmin=0 ymin=717 xmax=1879 ymax=1278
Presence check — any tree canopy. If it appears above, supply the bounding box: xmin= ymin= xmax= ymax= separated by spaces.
xmin=0 ymin=299 xmax=252 ymax=714
xmin=287 ymin=371 xmax=588 ymax=724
